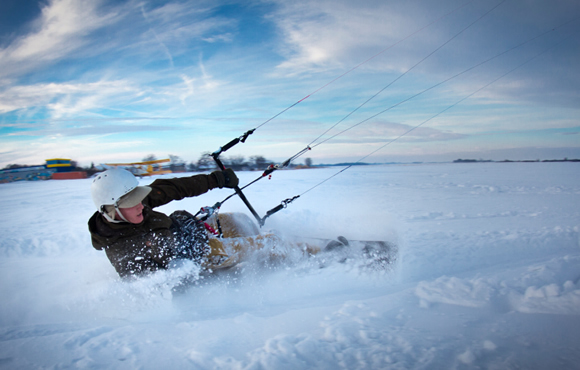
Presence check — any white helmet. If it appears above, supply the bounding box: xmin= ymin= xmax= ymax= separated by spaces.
xmin=91 ymin=168 xmax=151 ymax=222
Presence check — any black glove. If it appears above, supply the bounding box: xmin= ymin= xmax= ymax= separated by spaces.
xmin=211 ymin=168 xmax=239 ymax=189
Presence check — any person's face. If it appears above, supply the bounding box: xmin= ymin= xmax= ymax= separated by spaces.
xmin=118 ymin=202 xmax=144 ymax=224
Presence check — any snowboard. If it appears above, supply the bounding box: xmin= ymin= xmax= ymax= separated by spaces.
xmin=291 ymin=235 xmax=398 ymax=271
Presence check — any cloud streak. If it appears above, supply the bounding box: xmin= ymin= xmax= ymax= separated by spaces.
xmin=0 ymin=0 xmax=118 ymax=79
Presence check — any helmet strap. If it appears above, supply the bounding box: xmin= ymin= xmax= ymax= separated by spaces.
xmin=114 ymin=202 xmax=130 ymax=223
xmin=99 ymin=205 xmax=125 ymax=224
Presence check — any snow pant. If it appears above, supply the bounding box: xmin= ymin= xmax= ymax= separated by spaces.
xmin=202 ymin=213 xmax=322 ymax=270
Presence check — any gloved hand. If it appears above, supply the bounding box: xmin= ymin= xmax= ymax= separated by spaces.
xmin=211 ymin=168 xmax=239 ymax=189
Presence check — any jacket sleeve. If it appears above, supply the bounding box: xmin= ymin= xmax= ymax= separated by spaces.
xmin=146 ymin=173 xmax=221 ymax=208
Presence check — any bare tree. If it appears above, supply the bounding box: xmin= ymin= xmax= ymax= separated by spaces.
xmin=226 ymin=156 xmax=246 ymax=171
xmin=196 ymin=152 xmax=215 ymax=171
xmin=168 ymin=155 xmax=186 ymax=172
xmin=250 ymin=155 xmax=269 ymax=170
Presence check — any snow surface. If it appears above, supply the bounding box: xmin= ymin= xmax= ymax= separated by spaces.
xmin=1 ymin=162 xmax=580 ymax=369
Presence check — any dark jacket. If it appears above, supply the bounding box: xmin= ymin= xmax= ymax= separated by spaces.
xmin=88 ymin=173 xmax=221 ymax=278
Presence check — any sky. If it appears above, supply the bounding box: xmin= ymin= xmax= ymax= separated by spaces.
xmin=0 ymin=0 xmax=579 ymax=168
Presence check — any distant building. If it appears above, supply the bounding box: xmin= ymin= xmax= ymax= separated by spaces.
xmin=0 ymin=166 xmax=54 ymax=183
xmin=45 ymin=158 xmax=73 ymax=172
xmin=0 ymin=159 xmax=89 ymax=183
xmin=45 ymin=158 xmax=87 ymax=180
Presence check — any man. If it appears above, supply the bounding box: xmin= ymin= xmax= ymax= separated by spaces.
xmin=88 ymin=167 xmax=252 ymax=278
xmin=88 ymin=166 xmax=349 ymax=279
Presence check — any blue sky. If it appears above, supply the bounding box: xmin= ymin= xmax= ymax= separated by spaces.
xmin=0 ymin=0 xmax=579 ymax=167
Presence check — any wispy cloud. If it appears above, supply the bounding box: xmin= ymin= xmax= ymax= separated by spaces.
xmin=0 ymin=0 xmax=118 ymax=78
xmin=266 ymin=0 xmax=580 ymax=108
xmin=0 ymin=79 xmax=139 ymax=116
xmin=8 ymin=123 xmax=182 ymax=137
xmin=267 ymin=0 xmax=409 ymax=74
xmin=312 ymin=120 xmax=467 ymax=145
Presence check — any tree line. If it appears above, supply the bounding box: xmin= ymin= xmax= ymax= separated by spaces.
xmin=2 ymin=154 xmax=314 ymax=176
xmin=159 ymin=153 xmax=312 ymax=172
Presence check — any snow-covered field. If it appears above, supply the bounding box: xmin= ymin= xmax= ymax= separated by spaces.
xmin=1 ymin=162 xmax=579 ymax=369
